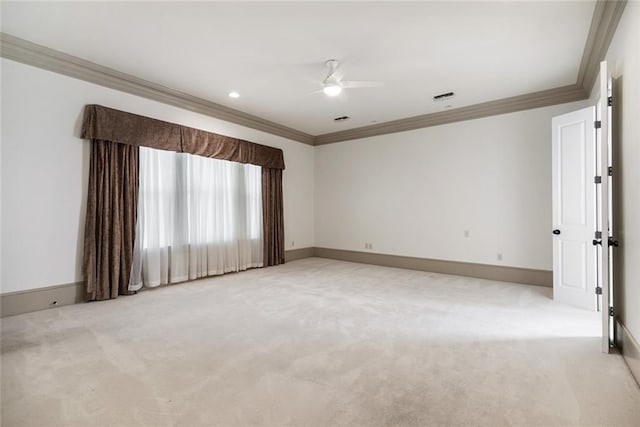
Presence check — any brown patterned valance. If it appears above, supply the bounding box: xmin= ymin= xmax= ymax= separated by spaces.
xmin=81 ymin=104 xmax=285 ymax=170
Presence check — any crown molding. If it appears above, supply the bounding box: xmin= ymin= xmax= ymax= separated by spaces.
xmin=314 ymin=84 xmax=588 ymax=145
xmin=0 ymin=0 xmax=627 ymax=146
xmin=0 ymin=33 xmax=315 ymax=145
xmin=576 ymin=0 xmax=627 ymax=93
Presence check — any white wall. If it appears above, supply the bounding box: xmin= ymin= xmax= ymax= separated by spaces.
xmin=0 ymin=58 xmax=314 ymax=294
xmin=315 ymin=101 xmax=588 ymax=271
xmin=601 ymin=1 xmax=640 ymax=345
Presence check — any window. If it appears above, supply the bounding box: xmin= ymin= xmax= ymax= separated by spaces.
xmin=129 ymin=147 xmax=263 ymax=289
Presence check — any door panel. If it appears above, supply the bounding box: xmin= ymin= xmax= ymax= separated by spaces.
xmin=559 ymin=123 xmax=587 ymax=226
xmin=559 ymin=241 xmax=586 ymax=290
xmin=552 ymin=106 xmax=596 ymax=310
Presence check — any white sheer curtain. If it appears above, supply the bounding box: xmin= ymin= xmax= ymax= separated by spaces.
xmin=129 ymin=147 xmax=263 ymax=290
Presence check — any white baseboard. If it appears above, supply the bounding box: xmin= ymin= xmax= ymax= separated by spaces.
xmin=1 ymin=282 xmax=85 ymax=317
xmin=284 ymin=247 xmax=315 ymax=262
xmin=313 ymin=247 xmax=552 ymax=287
xmin=616 ymin=319 xmax=640 ymax=386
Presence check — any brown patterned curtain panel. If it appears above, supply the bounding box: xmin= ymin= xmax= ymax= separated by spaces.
xmin=262 ymin=168 xmax=285 ymax=266
xmin=84 ymin=140 xmax=139 ymax=301
xmin=81 ymin=105 xmax=285 ymax=301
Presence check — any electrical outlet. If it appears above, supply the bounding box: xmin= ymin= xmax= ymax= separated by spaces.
xmin=497 ymin=253 xmax=503 ymax=261
xmin=365 ymin=243 xmax=373 ymax=249
xmin=464 ymin=230 xmax=470 ymax=238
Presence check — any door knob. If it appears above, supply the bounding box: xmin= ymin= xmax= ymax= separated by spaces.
xmin=552 ymin=229 xmax=561 ymax=235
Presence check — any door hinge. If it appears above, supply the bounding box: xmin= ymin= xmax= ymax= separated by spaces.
xmin=595 ymin=120 xmax=602 ymax=129
xmin=594 ymin=176 xmax=602 ymax=184
xmin=608 ymin=166 xmax=613 ymax=176
xmin=595 ymin=287 xmax=603 ymax=295
xmin=608 ymin=96 xmax=613 ymax=107
xmin=609 ymin=307 xmax=614 ymax=317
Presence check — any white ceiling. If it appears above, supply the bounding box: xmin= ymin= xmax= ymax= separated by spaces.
xmin=2 ymin=1 xmax=596 ymax=136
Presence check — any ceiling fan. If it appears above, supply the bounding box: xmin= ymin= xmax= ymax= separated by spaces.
xmin=321 ymin=59 xmax=383 ymax=97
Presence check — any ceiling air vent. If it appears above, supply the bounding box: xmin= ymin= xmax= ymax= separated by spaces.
xmin=334 ymin=116 xmax=350 ymax=122
xmin=433 ymin=92 xmax=455 ymax=102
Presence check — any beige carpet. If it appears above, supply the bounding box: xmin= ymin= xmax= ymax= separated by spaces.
xmin=2 ymin=257 xmax=639 ymax=426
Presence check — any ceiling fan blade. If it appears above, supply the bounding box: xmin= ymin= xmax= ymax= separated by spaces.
xmin=342 ymin=80 xmax=384 ymax=89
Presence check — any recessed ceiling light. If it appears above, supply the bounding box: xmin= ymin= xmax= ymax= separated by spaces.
xmin=228 ymin=91 xmax=240 ymax=98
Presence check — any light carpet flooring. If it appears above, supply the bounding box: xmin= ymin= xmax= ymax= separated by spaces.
xmin=1 ymin=257 xmax=639 ymax=426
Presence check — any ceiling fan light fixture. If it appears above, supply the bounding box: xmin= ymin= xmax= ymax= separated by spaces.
xmin=323 ymin=83 xmax=342 ymax=97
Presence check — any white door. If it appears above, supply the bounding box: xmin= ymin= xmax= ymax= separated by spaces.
xmin=552 ymin=106 xmax=597 ymax=310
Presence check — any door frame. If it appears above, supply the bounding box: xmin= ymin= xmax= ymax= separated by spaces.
xmin=598 ymin=61 xmax=613 ymax=353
